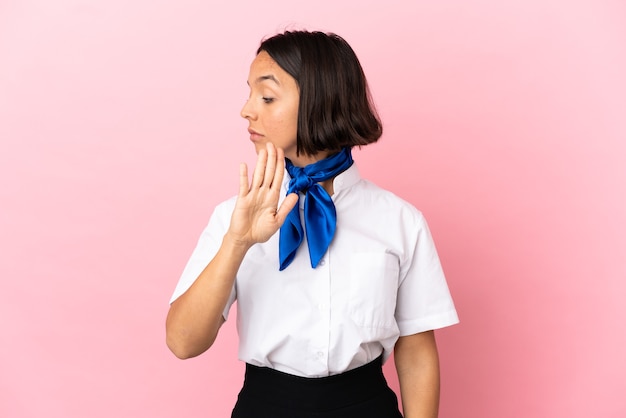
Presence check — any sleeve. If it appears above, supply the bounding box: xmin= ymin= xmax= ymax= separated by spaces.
xmin=169 ymin=197 xmax=238 ymax=321
xmin=395 ymin=211 xmax=459 ymax=336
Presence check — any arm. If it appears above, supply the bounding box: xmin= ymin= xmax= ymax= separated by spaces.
xmin=394 ymin=330 xmax=441 ymax=418
xmin=165 ymin=143 xmax=298 ymax=359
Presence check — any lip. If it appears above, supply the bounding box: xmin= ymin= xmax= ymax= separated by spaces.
xmin=248 ymin=128 xmax=264 ymax=142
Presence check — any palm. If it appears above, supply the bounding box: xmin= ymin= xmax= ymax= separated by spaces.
xmin=228 ymin=143 xmax=297 ymax=246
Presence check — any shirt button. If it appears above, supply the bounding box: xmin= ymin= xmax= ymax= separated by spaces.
xmin=317 ymin=351 xmax=324 ymax=358
xmin=319 ymin=259 xmax=326 ymax=266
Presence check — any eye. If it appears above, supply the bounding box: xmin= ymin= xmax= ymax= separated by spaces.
xmin=262 ymin=97 xmax=275 ymax=104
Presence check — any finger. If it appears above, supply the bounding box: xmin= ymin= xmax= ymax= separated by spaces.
xmin=265 ymin=147 xmax=285 ymax=204
xmin=251 ymin=147 xmax=268 ymax=188
xmin=271 ymin=146 xmax=286 ymax=190
xmin=274 ymin=193 xmax=299 ymax=226
xmin=238 ymin=163 xmax=249 ymax=197
xmin=263 ymin=143 xmax=277 ymax=188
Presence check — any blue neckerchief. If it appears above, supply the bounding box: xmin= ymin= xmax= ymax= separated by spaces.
xmin=279 ymin=147 xmax=353 ymax=270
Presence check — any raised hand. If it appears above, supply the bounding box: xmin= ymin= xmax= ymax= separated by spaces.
xmin=227 ymin=142 xmax=298 ymax=248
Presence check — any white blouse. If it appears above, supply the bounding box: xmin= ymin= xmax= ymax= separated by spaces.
xmin=170 ymin=164 xmax=459 ymax=377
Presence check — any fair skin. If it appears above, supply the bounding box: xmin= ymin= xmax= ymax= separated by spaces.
xmin=241 ymin=51 xmax=333 ymax=192
xmin=241 ymin=51 xmax=329 ymax=167
xmin=165 ymin=50 xmax=441 ymax=418
xmin=395 ymin=330 xmax=441 ymax=418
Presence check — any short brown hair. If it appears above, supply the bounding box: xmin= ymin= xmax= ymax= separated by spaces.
xmin=258 ymin=30 xmax=382 ymax=156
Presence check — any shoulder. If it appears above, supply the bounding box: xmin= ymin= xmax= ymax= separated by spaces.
xmin=351 ymin=178 xmax=425 ymax=220
xmin=336 ymin=178 xmax=429 ymax=241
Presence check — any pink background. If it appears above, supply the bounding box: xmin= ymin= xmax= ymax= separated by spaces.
xmin=1 ymin=0 xmax=625 ymax=417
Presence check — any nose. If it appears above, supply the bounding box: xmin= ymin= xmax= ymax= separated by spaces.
xmin=240 ymin=98 xmax=256 ymax=120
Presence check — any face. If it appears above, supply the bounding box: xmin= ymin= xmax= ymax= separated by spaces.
xmin=241 ymin=51 xmax=298 ymax=161
xmin=241 ymin=51 xmax=315 ymax=166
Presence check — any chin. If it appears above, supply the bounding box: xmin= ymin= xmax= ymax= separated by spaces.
xmin=252 ymin=143 xmax=264 ymax=154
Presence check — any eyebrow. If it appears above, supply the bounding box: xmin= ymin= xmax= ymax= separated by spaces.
xmin=249 ymin=74 xmax=280 ymax=85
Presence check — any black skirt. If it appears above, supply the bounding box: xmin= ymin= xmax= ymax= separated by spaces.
xmin=231 ymin=356 xmax=403 ymax=418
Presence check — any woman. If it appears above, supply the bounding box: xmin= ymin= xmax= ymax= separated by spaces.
xmin=166 ymin=30 xmax=459 ymax=418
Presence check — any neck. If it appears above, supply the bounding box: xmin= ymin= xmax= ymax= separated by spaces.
xmin=285 ymin=147 xmax=353 ymax=198
xmin=319 ymin=178 xmax=334 ymax=196
xmin=289 ymin=150 xmax=336 ymax=194
xmin=287 ymin=151 xmax=330 ymax=168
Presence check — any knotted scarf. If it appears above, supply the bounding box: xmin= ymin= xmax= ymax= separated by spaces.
xmin=279 ymin=147 xmax=354 ymax=270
